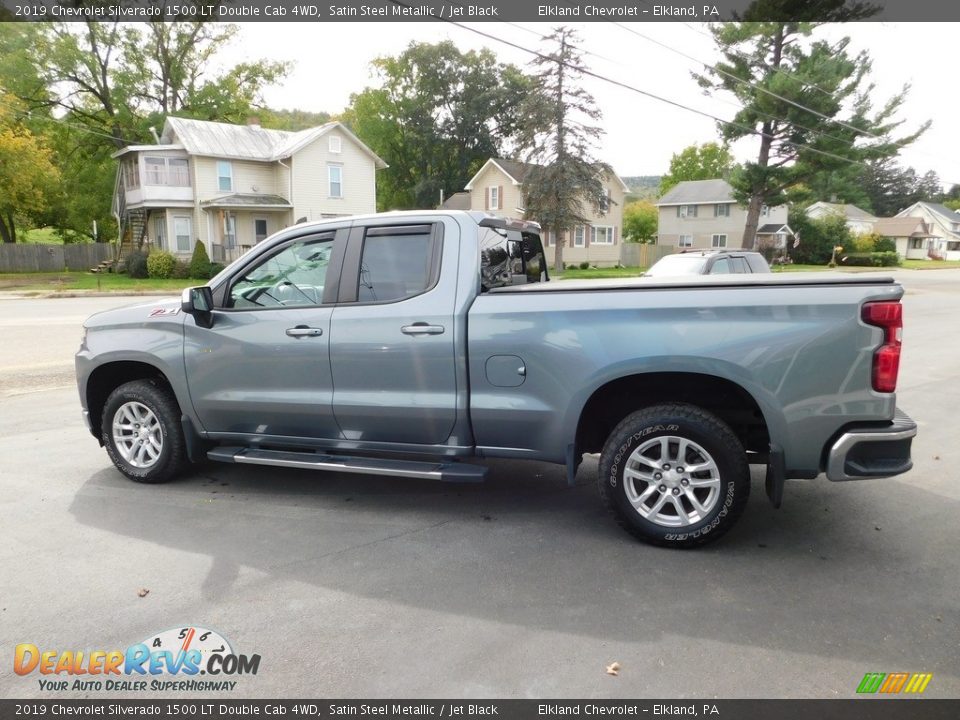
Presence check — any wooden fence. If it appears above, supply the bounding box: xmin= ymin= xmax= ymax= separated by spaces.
xmin=619 ymin=243 xmax=675 ymax=268
xmin=0 ymin=244 xmax=113 ymax=272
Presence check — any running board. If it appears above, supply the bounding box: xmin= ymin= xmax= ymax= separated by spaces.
xmin=207 ymin=446 xmax=488 ymax=483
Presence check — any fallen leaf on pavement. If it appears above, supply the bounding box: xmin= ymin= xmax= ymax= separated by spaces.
xmin=137 ymin=588 xmax=149 ymax=598
xmin=606 ymin=662 xmax=621 ymax=676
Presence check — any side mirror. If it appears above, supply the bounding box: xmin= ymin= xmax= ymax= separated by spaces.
xmin=181 ymin=286 xmax=214 ymax=328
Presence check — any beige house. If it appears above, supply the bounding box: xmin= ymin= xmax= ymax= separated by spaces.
xmin=657 ymin=179 xmax=792 ymax=250
xmin=457 ymin=158 xmax=629 ymax=267
xmin=873 ymin=217 xmax=935 ymax=260
xmin=112 ymin=116 xmax=387 ymax=263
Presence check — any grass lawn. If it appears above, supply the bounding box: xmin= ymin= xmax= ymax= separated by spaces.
xmin=0 ymin=271 xmax=195 ymax=294
xmin=18 ymin=227 xmax=63 ymax=244
xmin=901 ymin=259 xmax=960 ymax=270
xmin=555 ymin=266 xmax=646 ymax=279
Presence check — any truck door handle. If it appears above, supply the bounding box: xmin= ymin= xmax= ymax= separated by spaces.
xmin=286 ymin=326 xmax=323 ymax=338
xmin=401 ymin=323 xmax=445 ymax=336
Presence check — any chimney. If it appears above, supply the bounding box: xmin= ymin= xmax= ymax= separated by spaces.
xmin=247 ymin=116 xmax=261 ymax=128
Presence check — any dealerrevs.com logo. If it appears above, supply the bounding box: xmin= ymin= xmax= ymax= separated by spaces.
xmin=14 ymin=626 xmax=260 ymax=692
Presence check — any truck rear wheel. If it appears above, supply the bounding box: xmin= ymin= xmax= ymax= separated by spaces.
xmin=101 ymin=380 xmax=188 ymax=484
xmin=597 ymin=403 xmax=750 ymax=548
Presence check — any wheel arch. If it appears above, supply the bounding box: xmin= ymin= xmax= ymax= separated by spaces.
xmin=86 ymin=361 xmax=178 ymax=444
xmin=574 ymin=371 xmax=774 ymax=460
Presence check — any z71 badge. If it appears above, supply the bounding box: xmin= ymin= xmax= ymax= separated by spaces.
xmin=149 ymin=307 xmax=181 ymax=317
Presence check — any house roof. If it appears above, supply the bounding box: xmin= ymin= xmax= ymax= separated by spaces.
xmin=439 ymin=192 xmax=472 ymax=211
xmin=159 ymin=117 xmax=387 ymax=168
xmin=200 ymin=193 xmax=292 ymax=209
xmin=657 ymin=179 xmax=734 ymax=205
xmin=806 ymin=201 xmax=876 ymax=221
xmin=873 ymin=217 xmax=931 ymax=238
xmin=464 ymin=157 xmax=630 ymax=192
xmin=921 ymin=202 xmax=960 ymax=224
xmin=757 ymin=223 xmax=794 ymax=235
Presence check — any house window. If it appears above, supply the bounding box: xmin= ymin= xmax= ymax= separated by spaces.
xmin=599 ymin=188 xmax=611 ymax=214
xmin=173 ymin=216 xmax=192 ymax=252
xmin=254 ymin=218 xmax=268 ymax=243
xmin=217 ymin=161 xmax=233 ymax=192
xmin=714 ymin=203 xmax=730 ymax=217
xmin=124 ymin=157 xmax=140 ymax=189
xmin=154 ymin=216 xmax=166 ymax=250
xmin=761 ymin=205 xmax=771 ymax=217
xmin=592 ymin=226 xmax=615 ymax=245
xmin=712 ymin=233 xmax=727 ymax=248
xmin=573 ymin=226 xmax=585 ymax=247
xmin=489 ymin=186 xmax=500 ymax=210
xmin=908 ymin=238 xmax=923 ymax=249
xmin=677 ymin=205 xmax=698 ymax=218
xmin=145 ymin=158 xmax=165 ymax=185
xmin=168 ymin=158 xmax=189 ymax=186
xmin=223 ymin=213 xmax=237 ymax=249
xmin=679 ymin=235 xmax=693 ymax=247
xmin=329 ymin=135 xmax=342 ymax=153
xmin=328 ymin=165 xmax=343 ymax=198
xmin=143 ymin=157 xmax=190 ymax=186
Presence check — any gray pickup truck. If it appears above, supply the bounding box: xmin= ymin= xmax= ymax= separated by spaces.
xmin=76 ymin=210 xmax=916 ymax=547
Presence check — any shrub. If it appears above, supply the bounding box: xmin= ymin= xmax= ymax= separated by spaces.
xmin=125 ymin=249 xmax=149 ymax=279
xmin=147 ymin=251 xmax=177 ymax=279
xmin=171 ymin=260 xmax=191 ymax=279
xmin=208 ymin=262 xmax=226 ymax=278
xmin=871 ymin=251 xmax=900 ymax=267
xmin=189 ymin=241 xmax=211 ymax=280
xmin=873 ymin=236 xmax=896 ymax=253
xmin=839 ymin=253 xmax=874 ymax=267
xmin=579 ymin=261 xmax=590 ymax=270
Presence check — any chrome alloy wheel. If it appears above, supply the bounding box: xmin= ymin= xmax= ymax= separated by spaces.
xmin=112 ymin=401 xmax=164 ymax=469
xmin=623 ymin=436 xmax=721 ymax=528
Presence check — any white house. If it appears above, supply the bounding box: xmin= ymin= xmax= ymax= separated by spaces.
xmin=112 ymin=116 xmax=387 ymax=262
xmin=894 ymin=202 xmax=960 ymax=261
xmin=805 ymin=201 xmax=877 ymax=235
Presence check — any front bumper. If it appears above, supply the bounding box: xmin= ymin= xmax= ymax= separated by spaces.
xmin=826 ymin=408 xmax=917 ymax=481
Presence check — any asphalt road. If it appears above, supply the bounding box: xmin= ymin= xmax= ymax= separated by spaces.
xmin=0 ymin=271 xmax=958 ymax=700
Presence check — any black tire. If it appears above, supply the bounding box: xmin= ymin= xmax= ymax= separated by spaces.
xmin=100 ymin=379 xmax=189 ymax=484
xmin=597 ymin=403 xmax=750 ymax=548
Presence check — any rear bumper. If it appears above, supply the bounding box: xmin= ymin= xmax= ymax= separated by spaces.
xmin=825 ymin=408 xmax=917 ymax=481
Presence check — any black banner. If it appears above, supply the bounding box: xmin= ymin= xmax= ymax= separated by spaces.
xmin=0 ymin=0 xmax=955 ymax=23
xmin=2 ymin=700 xmax=959 ymax=720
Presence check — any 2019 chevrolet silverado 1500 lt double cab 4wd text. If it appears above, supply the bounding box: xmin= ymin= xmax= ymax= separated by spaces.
xmin=76 ymin=211 xmax=917 ymax=548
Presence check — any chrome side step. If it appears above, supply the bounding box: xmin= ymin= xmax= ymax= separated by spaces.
xmin=207 ymin=446 xmax=488 ymax=483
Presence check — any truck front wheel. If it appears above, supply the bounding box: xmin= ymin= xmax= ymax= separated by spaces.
xmin=597 ymin=403 xmax=750 ymax=548
xmin=101 ymin=380 xmax=189 ymax=484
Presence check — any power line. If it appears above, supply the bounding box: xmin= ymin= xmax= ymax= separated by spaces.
xmin=383 ymin=3 xmax=905 ymax=177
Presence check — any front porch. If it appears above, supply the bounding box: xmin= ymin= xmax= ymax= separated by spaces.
xmin=201 ymin=194 xmax=293 ymax=264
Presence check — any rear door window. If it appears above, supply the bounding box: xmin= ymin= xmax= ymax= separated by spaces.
xmin=358 ymin=225 xmax=438 ymax=303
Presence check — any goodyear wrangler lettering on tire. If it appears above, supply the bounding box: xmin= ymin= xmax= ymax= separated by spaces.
xmin=597 ymin=404 xmax=749 ymax=548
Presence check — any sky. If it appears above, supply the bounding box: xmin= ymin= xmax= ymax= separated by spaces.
xmin=219 ymin=22 xmax=958 ymax=188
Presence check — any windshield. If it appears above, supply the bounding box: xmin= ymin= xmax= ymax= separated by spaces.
xmin=645 ymin=254 xmax=709 ymax=277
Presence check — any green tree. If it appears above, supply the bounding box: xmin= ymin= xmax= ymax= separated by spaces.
xmin=622 ymin=200 xmax=658 ymax=243
xmin=861 ymin=160 xmax=943 ymax=216
xmin=788 ymin=210 xmax=852 ymax=265
xmin=659 ymin=142 xmax=735 ymax=196
xmin=516 ymin=27 xmax=611 ymax=272
xmin=343 ymin=41 xmax=531 ymax=210
xmin=0 ymin=97 xmax=60 ymax=243
xmin=696 ymin=5 xmax=927 ymax=248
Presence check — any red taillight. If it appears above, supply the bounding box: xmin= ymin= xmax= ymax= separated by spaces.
xmin=862 ymin=301 xmax=902 ymax=393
